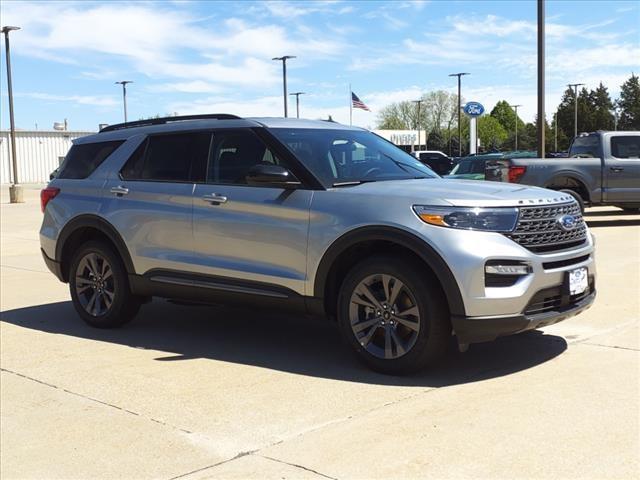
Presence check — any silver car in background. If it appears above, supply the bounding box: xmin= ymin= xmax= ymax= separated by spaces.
xmin=40 ymin=115 xmax=596 ymax=374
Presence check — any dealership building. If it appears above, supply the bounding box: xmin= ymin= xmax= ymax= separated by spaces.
xmin=1 ymin=128 xmax=430 ymax=184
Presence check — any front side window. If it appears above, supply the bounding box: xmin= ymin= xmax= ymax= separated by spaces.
xmin=611 ymin=136 xmax=640 ymax=159
xmin=270 ymin=128 xmax=438 ymax=187
xmin=120 ymin=133 xmax=211 ymax=182
xmin=207 ymin=130 xmax=286 ymax=185
xmin=58 ymin=140 xmax=124 ymax=179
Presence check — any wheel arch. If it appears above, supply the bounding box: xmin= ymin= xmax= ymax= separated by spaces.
xmin=544 ymin=174 xmax=591 ymax=203
xmin=56 ymin=215 xmax=134 ymax=282
xmin=312 ymin=226 xmax=466 ymax=318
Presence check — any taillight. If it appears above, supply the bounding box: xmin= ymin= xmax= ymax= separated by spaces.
xmin=40 ymin=187 xmax=60 ymax=213
xmin=508 ymin=166 xmax=527 ymax=183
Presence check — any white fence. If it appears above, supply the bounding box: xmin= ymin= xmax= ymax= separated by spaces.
xmin=0 ymin=130 xmax=94 ymax=184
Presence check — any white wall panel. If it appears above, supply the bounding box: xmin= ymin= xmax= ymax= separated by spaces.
xmin=0 ymin=131 xmax=94 ymax=184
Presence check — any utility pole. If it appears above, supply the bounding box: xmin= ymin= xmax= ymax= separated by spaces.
xmin=2 ymin=25 xmax=22 ymax=203
xmin=289 ymin=92 xmax=305 ymax=118
xmin=567 ymin=82 xmax=585 ymax=139
xmin=272 ymin=56 xmax=296 ymax=117
xmin=554 ymin=112 xmax=558 ymax=152
xmin=537 ymin=0 xmax=545 ymax=158
xmin=449 ymin=72 xmax=469 ymax=157
xmin=510 ymin=104 xmax=522 ymax=151
xmin=115 ymin=81 xmax=133 ymax=122
xmin=412 ymin=99 xmax=424 ymax=150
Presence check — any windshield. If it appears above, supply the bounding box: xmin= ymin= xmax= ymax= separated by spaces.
xmin=270 ymin=128 xmax=438 ymax=186
xmin=449 ymin=159 xmax=486 ymax=175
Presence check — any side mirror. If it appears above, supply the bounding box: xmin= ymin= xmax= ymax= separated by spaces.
xmin=246 ymin=164 xmax=301 ymax=189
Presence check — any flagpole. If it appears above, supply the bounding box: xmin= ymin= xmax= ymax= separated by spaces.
xmin=349 ymin=83 xmax=352 ymax=126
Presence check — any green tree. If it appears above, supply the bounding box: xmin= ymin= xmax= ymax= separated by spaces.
xmin=589 ymin=83 xmax=615 ymax=130
xmin=490 ymin=100 xmax=525 ymax=150
xmin=617 ymin=73 xmax=640 ymax=130
xmin=477 ymin=116 xmax=508 ymax=150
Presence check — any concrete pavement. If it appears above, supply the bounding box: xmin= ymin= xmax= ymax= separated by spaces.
xmin=1 ymin=186 xmax=638 ymax=479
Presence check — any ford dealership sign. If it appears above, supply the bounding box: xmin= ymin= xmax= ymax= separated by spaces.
xmin=463 ymin=102 xmax=484 ymax=117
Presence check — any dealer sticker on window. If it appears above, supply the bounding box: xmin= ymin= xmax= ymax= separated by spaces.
xmin=569 ymin=267 xmax=588 ymax=296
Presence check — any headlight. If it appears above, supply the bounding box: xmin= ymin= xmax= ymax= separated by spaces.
xmin=413 ymin=205 xmax=519 ymax=232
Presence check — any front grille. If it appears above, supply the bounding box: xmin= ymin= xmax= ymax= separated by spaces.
xmin=524 ymin=277 xmax=594 ymax=315
xmin=505 ymin=202 xmax=588 ymax=253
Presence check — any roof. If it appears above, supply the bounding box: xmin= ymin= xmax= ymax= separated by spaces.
xmin=78 ymin=114 xmax=362 ymax=144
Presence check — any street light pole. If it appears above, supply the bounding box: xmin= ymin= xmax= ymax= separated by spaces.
xmin=554 ymin=112 xmax=558 ymax=152
xmin=115 ymin=81 xmax=133 ymax=122
xmin=289 ymin=92 xmax=305 ymax=118
xmin=2 ymin=26 xmax=22 ymax=203
xmin=510 ymin=104 xmax=522 ymax=151
xmin=567 ymin=82 xmax=584 ymax=139
xmin=537 ymin=0 xmax=545 ymax=159
xmin=272 ymin=56 xmax=296 ymax=117
xmin=449 ymin=72 xmax=469 ymax=157
xmin=412 ymin=99 xmax=423 ymax=150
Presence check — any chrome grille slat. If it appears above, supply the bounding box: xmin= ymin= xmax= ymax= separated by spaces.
xmin=504 ymin=201 xmax=588 ymax=253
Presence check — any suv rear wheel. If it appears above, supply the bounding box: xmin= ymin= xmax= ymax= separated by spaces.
xmin=337 ymin=256 xmax=449 ymax=374
xmin=69 ymin=241 xmax=140 ymax=328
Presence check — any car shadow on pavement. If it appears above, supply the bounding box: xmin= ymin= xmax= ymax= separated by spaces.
xmin=1 ymin=299 xmax=568 ymax=387
xmin=586 ymin=218 xmax=640 ymax=228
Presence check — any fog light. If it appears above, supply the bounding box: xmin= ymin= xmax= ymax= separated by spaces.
xmin=485 ymin=264 xmax=531 ymax=275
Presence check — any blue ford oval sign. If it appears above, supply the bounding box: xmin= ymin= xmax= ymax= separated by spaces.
xmin=463 ymin=102 xmax=484 ymax=117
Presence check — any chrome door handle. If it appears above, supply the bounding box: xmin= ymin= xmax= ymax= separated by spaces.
xmin=610 ymin=167 xmax=624 ymax=173
xmin=202 ymin=193 xmax=228 ymax=204
xmin=110 ymin=185 xmax=129 ymax=195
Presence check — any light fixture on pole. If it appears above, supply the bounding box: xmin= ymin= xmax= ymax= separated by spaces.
xmin=272 ymin=56 xmax=296 ymax=118
xmin=412 ymin=99 xmax=424 ymax=150
xmin=509 ymin=104 xmax=522 ymax=151
xmin=115 ymin=81 xmax=133 ymax=123
xmin=2 ymin=26 xmax=22 ymax=203
xmin=449 ymin=72 xmax=469 ymax=157
xmin=567 ymin=82 xmax=584 ymax=139
xmin=289 ymin=92 xmax=305 ymax=118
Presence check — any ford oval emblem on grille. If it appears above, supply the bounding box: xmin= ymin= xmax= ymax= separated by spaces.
xmin=557 ymin=214 xmax=577 ymax=231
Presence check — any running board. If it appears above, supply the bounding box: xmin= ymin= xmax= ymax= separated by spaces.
xmin=149 ymin=275 xmax=290 ymax=299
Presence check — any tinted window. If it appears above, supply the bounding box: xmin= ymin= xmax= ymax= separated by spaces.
xmin=120 ymin=133 xmax=211 ymax=182
xmin=569 ymin=135 xmax=599 ymax=158
xmin=270 ymin=128 xmax=438 ymax=187
xmin=208 ymin=130 xmax=286 ymax=184
xmin=58 ymin=141 xmax=123 ymax=179
xmin=611 ymin=136 xmax=640 ymax=159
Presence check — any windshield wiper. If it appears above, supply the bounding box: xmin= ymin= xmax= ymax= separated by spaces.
xmin=331 ymin=180 xmax=377 ymax=187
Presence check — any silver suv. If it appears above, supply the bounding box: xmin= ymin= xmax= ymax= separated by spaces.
xmin=40 ymin=114 xmax=596 ymax=374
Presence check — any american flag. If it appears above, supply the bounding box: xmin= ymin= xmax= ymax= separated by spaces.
xmin=351 ymin=92 xmax=370 ymax=111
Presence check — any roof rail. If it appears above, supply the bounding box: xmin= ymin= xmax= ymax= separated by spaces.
xmin=99 ymin=113 xmax=242 ymax=133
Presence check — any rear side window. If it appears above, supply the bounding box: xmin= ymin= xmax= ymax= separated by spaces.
xmin=611 ymin=136 xmax=640 ymax=159
xmin=58 ymin=141 xmax=124 ymax=179
xmin=120 ymin=133 xmax=211 ymax=182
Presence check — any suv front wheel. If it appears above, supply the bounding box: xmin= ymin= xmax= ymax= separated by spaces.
xmin=337 ymin=256 xmax=449 ymax=374
xmin=69 ymin=241 xmax=141 ymax=328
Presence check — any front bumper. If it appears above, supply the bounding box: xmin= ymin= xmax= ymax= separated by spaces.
xmin=452 ymin=287 xmax=596 ymax=345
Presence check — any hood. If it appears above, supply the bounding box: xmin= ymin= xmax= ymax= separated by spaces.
xmin=333 ymin=178 xmax=574 ymax=207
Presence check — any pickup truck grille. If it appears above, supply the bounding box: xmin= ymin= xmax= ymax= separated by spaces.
xmin=505 ymin=202 xmax=588 ymax=253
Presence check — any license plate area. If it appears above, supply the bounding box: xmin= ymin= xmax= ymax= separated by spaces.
xmin=567 ymin=267 xmax=588 ymax=296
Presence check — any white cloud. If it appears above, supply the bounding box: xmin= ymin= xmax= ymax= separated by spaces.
xmin=17 ymin=92 xmax=119 ymax=108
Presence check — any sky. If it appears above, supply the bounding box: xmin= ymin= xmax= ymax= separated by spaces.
xmin=1 ymin=0 xmax=639 ymax=131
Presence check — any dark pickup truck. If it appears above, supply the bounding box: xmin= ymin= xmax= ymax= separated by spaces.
xmin=489 ymin=131 xmax=640 ymax=211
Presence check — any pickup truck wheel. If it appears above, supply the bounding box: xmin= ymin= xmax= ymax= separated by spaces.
xmin=69 ymin=241 xmax=141 ymax=328
xmin=558 ymin=189 xmax=585 ymax=213
xmin=337 ymin=256 xmax=449 ymax=375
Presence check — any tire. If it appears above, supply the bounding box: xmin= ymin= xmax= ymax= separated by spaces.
xmin=337 ymin=256 xmax=449 ymax=375
xmin=559 ymin=189 xmax=585 ymax=213
xmin=69 ymin=240 xmax=141 ymax=328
